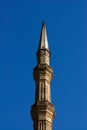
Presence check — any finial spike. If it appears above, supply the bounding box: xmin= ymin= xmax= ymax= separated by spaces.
xmin=42 ymin=20 xmax=45 ymax=27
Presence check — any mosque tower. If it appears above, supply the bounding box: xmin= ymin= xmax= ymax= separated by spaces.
xmin=31 ymin=22 xmax=55 ymax=130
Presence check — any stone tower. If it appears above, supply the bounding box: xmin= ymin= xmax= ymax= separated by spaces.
xmin=31 ymin=22 xmax=55 ymax=130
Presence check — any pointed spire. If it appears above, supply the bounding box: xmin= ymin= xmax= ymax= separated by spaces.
xmin=38 ymin=21 xmax=49 ymax=50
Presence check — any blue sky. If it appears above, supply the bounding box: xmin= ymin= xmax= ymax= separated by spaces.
xmin=0 ymin=0 xmax=87 ymax=130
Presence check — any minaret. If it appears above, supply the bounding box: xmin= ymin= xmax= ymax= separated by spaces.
xmin=31 ymin=22 xmax=55 ymax=130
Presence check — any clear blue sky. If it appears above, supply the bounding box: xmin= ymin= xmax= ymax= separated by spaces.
xmin=0 ymin=0 xmax=87 ymax=130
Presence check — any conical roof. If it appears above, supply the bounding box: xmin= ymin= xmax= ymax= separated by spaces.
xmin=38 ymin=21 xmax=49 ymax=50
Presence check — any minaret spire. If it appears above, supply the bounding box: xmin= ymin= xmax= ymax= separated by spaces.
xmin=38 ymin=21 xmax=49 ymax=50
xmin=31 ymin=22 xmax=55 ymax=130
